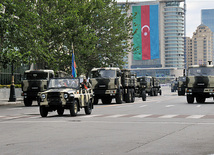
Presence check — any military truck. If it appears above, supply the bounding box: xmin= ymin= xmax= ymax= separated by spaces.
xmin=89 ymin=67 xmax=136 ymax=104
xmin=135 ymin=77 xmax=147 ymax=101
xmin=143 ymin=76 xmax=161 ymax=96
xmin=186 ymin=64 xmax=214 ymax=103
xmin=171 ymin=79 xmax=178 ymax=92
xmin=177 ymin=76 xmax=186 ymax=96
xmin=21 ymin=70 xmax=68 ymax=106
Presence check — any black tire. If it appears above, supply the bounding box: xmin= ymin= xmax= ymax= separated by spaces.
xmin=57 ymin=107 xmax=64 ymax=116
xmin=101 ymin=98 xmax=112 ymax=104
xmin=37 ymin=97 xmax=41 ymax=106
xmin=116 ymin=90 xmax=123 ymax=104
xmin=142 ymin=91 xmax=146 ymax=101
xmin=131 ymin=89 xmax=135 ymax=103
xmin=150 ymin=89 xmax=154 ymax=96
xmin=70 ymin=100 xmax=78 ymax=116
xmin=154 ymin=90 xmax=158 ymax=96
xmin=40 ymin=106 xmax=48 ymax=117
xmin=93 ymin=97 xmax=99 ymax=105
xmin=24 ymin=98 xmax=33 ymax=106
xmin=84 ymin=100 xmax=92 ymax=115
xmin=187 ymin=95 xmax=194 ymax=104
xmin=196 ymin=96 xmax=206 ymax=103
xmin=159 ymin=89 xmax=162 ymax=96
xmin=125 ymin=89 xmax=131 ymax=103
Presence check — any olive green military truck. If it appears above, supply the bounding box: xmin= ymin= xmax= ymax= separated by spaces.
xmin=171 ymin=79 xmax=178 ymax=92
xmin=39 ymin=77 xmax=93 ymax=117
xmin=89 ymin=67 xmax=136 ymax=104
xmin=144 ymin=76 xmax=161 ymax=96
xmin=21 ymin=70 xmax=68 ymax=106
xmin=135 ymin=77 xmax=147 ymax=101
xmin=22 ymin=70 xmax=54 ymax=106
xmin=177 ymin=76 xmax=186 ymax=96
xmin=186 ymin=65 xmax=214 ymax=103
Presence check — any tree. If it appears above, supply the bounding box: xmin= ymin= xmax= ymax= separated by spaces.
xmin=0 ymin=0 xmax=134 ymax=76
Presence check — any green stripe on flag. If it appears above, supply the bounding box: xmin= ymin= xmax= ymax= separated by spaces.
xmin=132 ymin=6 xmax=142 ymax=60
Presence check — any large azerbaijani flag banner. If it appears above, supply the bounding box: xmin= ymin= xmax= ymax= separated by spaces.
xmin=132 ymin=5 xmax=160 ymax=60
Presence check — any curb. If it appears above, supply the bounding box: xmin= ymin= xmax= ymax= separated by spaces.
xmin=0 ymin=98 xmax=23 ymax=105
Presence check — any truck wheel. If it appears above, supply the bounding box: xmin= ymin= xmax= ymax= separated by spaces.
xmin=84 ymin=100 xmax=92 ymax=115
xmin=93 ymin=97 xmax=99 ymax=105
xmin=24 ymin=98 xmax=33 ymax=106
xmin=116 ymin=90 xmax=123 ymax=104
xmin=125 ymin=89 xmax=131 ymax=103
xmin=159 ymin=89 xmax=162 ymax=95
xmin=40 ymin=106 xmax=48 ymax=117
xmin=187 ymin=95 xmax=194 ymax=104
xmin=150 ymin=89 xmax=154 ymax=96
xmin=142 ymin=91 xmax=146 ymax=101
xmin=196 ymin=96 xmax=206 ymax=103
xmin=57 ymin=107 xmax=64 ymax=116
xmin=102 ymin=98 xmax=112 ymax=104
xmin=70 ymin=100 xmax=78 ymax=116
xmin=131 ymin=89 xmax=135 ymax=102
xmin=154 ymin=90 xmax=158 ymax=96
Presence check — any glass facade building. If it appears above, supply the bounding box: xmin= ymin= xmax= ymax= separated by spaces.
xmin=163 ymin=1 xmax=185 ymax=68
xmin=201 ymin=9 xmax=214 ymax=62
xmin=201 ymin=9 xmax=214 ymax=32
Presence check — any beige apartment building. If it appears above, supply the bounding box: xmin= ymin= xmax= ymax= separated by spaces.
xmin=186 ymin=24 xmax=213 ymax=68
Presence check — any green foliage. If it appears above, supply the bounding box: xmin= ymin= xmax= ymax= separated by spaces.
xmin=0 ymin=0 xmax=133 ymax=76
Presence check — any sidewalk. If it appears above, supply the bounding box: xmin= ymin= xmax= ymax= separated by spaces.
xmin=0 ymin=88 xmax=23 ymax=105
xmin=0 ymin=98 xmax=23 ymax=105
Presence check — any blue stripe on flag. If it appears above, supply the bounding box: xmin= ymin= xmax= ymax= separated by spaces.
xmin=150 ymin=5 xmax=159 ymax=59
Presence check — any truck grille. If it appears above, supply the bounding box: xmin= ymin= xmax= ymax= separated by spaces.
xmin=47 ymin=92 xmax=62 ymax=105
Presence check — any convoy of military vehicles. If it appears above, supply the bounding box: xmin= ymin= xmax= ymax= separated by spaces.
xmin=20 ymin=61 xmax=214 ymax=117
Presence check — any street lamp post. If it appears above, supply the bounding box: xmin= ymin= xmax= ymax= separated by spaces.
xmin=8 ymin=62 xmax=16 ymax=102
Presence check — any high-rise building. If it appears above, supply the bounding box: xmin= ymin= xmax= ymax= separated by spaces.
xmin=201 ymin=9 xmax=214 ymax=32
xmin=118 ymin=0 xmax=185 ymax=77
xmin=184 ymin=37 xmax=192 ymax=69
xmin=201 ymin=9 xmax=214 ymax=62
xmin=186 ymin=24 xmax=213 ymax=66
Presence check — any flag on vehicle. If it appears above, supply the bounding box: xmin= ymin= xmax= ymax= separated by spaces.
xmin=71 ymin=50 xmax=77 ymax=78
xmin=132 ymin=5 xmax=159 ymax=60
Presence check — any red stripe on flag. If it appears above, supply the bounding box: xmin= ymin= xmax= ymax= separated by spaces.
xmin=141 ymin=5 xmax=151 ymax=60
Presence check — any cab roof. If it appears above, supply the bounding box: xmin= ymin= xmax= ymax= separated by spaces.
xmin=24 ymin=69 xmax=54 ymax=73
xmin=189 ymin=65 xmax=214 ymax=68
xmin=91 ymin=67 xmax=120 ymax=71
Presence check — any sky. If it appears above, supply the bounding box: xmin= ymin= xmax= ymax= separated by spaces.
xmin=117 ymin=0 xmax=214 ymax=37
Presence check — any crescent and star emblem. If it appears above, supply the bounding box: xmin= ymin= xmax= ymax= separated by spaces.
xmin=141 ymin=25 xmax=150 ymax=36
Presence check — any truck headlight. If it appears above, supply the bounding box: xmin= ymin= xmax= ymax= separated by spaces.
xmin=64 ymin=93 xmax=68 ymax=99
xmin=41 ymin=94 xmax=46 ymax=99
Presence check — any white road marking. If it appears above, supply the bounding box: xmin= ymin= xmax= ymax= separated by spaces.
xmin=82 ymin=115 xmax=101 ymax=118
xmin=196 ymin=105 xmax=201 ymax=108
xmin=106 ymin=114 xmax=126 ymax=118
xmin=159 ymin=115 xmax=178 ymax=118
xmin=132 ymin=114 xmax=152 ymax=118
xmin=186 ymin=115 xmax=205 ymax=119
xmin=140 ymin=105 xmax=147 ymax=108
xmin=166 ymin=105 xmax=175 ymax=108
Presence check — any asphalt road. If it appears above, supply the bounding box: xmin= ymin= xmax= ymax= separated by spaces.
xmin=1 ymin=86 xmax=214 ymax=155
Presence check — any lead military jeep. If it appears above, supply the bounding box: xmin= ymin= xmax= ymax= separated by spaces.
xmin=39 ymin=77 xmax=93 ymax=117
xmin=186 ymin=65 xmax=214 ymax=103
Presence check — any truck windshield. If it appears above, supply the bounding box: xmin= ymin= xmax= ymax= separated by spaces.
xmin=188 ymin=67 xmax=214 ymax=76
xmin=91 ymin=70 xmax=116 ymax=78
xmin=48 ymin=78 xmax=80 ymax=89
xmin=24 ymin=72 xmax=48 ymax=80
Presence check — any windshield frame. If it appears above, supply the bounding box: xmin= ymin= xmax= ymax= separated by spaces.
xmin=47 ymin=78 xmax=80 ymax=89
xmin=91 ymin=69 xmax=117 ymax=78
xmin=188 ymin=67 xmax=214 ymax=76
